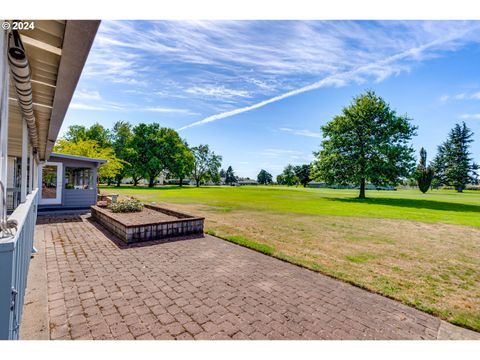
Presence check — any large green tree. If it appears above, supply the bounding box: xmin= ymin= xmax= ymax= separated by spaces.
xmin=111 ymin=121 xmax=135 ymax=187
xmin=191 ymin=145 xmax=222 ymax=187
xmin=161 ymin=132 xmax=195 ymax=187
xmin=432 ymin=122 xmax=478 ymax=192
xmin=415 ymin=147 xmax=435 ymax=193
xmin=65 ymin=123 xmax=111 ymax=148
xmin=130 ymin=124 xmax=188 ymax=187
xmin=278 ymin=164 xmax=300 ymax=186
xmin=53 ymin=139 xmax=124 ymax=180
xmin=312 ymin=91 xmax=417 ymax=198
xmin=294 ymin=164 xmax=312 ymax=187
xmin=257 ymin=169 xmax=273 ymax=185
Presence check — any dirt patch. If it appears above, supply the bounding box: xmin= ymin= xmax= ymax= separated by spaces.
xmin=102 ymin=207 xmax=179 ymax=226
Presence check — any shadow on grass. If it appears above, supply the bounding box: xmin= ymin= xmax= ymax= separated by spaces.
xmin=329 ymin=197 xmax=480 ymax=213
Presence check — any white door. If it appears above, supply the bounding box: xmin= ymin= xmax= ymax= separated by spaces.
xmin=38 ymin=162 xmax=63 ymax=205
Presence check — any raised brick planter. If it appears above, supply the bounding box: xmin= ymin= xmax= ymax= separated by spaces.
xmin=90 ymin=204 xmax=204 ymax=244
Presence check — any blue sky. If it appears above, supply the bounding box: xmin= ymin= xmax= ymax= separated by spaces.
xmin=62 ymin=20 xmax=480 ymax=178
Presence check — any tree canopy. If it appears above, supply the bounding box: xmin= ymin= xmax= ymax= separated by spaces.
xmin=415 ymin=147 xmax=434 ymax=193
xmin=277 ymin=164 xmax=300 ymax=186
xmin=53 ymin=139 xmax=124 ymax=180
xmin=311 ymin=91 xmax=417 ymax=198
xmin=294 ymin=164 xmax=312 ymax=187
xmin=191 ymin=144 xmax=222 ymax=187
xmin=130 ymin=124 xmax=189 ymax=187
xmin=257 ymin=169 xmax=273 ymax=185
xmin=225 ymin=166 xmax=237 ymax=185
xmin=65 ymin=123 xmax=111 ymax=148
xmin=432 ymin=122 xmax=478 ymax=192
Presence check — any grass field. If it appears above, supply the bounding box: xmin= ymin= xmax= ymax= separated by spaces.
xmin=101 ymin=185 xmax=480 ymax=331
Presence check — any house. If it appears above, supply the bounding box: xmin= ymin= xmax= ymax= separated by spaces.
xmin=0 ymin=20 xmax=100 ymax=339
xmin=37 ymin=153 xmax=106 ymax=211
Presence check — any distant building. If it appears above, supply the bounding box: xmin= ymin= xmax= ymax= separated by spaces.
xmin=238 ymin=179 xmax=258 ymax=186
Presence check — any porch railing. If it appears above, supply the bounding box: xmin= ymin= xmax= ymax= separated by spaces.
xmin=0 ymin=189 xmax=38 ymax=339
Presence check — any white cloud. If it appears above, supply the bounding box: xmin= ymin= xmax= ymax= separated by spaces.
xmin=73 ymin=89 xmax=102 ymax=101
xmin=145 ymin=107 xmax=199 ymax=115
xmin=440 ymin=91 xmax=480 ymax=102
xmin=257 ymin=148 xmax=315 ymax=165
xmin=185 ymin=85 xmax=251 ymax=99
xmin=279 ymin=127 xmax=322 ymax=138
xmin=460 ymin=113 xmax=480 ymax=119
xmin=70 ymin=89 xmax=127 ymax=111
xmin=69 ymin=103 xmax=108 ymax=111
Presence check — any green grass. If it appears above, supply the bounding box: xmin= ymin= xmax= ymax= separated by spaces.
xmin=206 ymin=228 xmax=275 ymax=255
xmin=105 ymin=185 xmax=480 ymax=227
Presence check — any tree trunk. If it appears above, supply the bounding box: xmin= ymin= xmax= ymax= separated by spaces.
xmin=196 ymin=179 xmax=200 ymax=187
xmin=133 ymin=178 xmax=138 ymax=187
xmin=107 ymin=178 xmax=112 ymax=186
xmin=179 ymin=178 xmax=183 ymax=187
xmin=359 ymin=178 xmax=366 ymax=199
xmin=115 ymin=177 xmax=122 ymax=187
xmin=148 ymin=177 xmax=155 ymax=188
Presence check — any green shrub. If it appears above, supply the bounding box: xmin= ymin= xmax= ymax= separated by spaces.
xmin=108 ymin=199 xmax=143 ymax=213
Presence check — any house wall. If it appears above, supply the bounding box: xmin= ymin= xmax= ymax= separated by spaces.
xmin=38 ymin=155 xmax=100 ymax=210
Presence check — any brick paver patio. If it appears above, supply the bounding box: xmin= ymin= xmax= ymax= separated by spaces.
xmin=30 ymin=214 xmax=479 ymax=340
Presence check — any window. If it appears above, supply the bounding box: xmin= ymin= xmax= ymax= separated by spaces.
xmin=65 ymin=167 xmax=94 ymax=189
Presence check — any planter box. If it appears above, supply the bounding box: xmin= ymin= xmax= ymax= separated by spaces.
xmin=90 ymin=204 xmax=204 ymax=244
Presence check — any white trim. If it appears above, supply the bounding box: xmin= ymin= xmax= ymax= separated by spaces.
xmin=38 ymin=162 xmax=63 ymax=205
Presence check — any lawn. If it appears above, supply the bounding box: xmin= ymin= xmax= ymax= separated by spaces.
xmin=101 ymin=185 xmax=480 ymax=331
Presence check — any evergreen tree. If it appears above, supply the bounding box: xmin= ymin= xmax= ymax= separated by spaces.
xmin=225 ymin=166 xmax=237 ymax=184
xmin=432 ymin=122 xmax=478 ymax=192
xmin=415 ymin=147 xmax=435 ymax=193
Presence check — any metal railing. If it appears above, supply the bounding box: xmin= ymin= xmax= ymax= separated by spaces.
xmin=0 ymin=189 xmax=38 ymax=339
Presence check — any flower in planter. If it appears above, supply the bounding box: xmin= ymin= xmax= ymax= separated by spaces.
xmin=108 ymin=199 xmax=144 ymax=213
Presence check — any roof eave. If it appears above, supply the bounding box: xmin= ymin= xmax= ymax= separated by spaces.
xmin=44 ymin=20 xmax=100 ymax=160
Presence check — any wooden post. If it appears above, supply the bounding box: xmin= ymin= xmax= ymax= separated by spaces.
xmin=28 ymin=145 xmax=33 ymax=194
xmin=33 ymin=156 xmax=38 ymax=190
xmin=20 ymin=118 xmax=28 ymax=203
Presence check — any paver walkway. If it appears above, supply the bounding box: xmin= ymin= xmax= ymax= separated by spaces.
xmin=27 ymin=214 xmax=479 ymax=340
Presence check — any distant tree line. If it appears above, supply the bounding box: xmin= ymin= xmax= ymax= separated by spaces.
xmin=54 ymin=121 xmax=222 ymax=187
xmin=55 ymin=92 xmax=478 ymax=195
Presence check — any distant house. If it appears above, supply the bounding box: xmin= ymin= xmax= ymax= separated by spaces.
xmin=238 ymin=179 xmax=258 ymax=186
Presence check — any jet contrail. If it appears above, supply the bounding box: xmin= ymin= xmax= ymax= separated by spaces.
xmin=177 ymin=25 xmax=479 ymax=132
